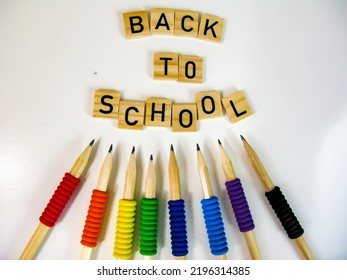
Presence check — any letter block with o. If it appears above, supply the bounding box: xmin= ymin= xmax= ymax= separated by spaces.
xmin=178 ymin=55 xmax=204 ymax=83
xmin=196 ymin=91 xmax=223 ymax=120
xmin=172 ymin=103 xmax=198 ymax=132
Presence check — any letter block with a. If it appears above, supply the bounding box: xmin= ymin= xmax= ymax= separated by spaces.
xmin=222 ymin=90 xmax=253 ymax=123
xmin=118 ymin=100 xmax=146 ymax=130
xmin=93 ymin=89 xmax=121 ymax=119
xmin=150 ymin=9 xmax=175 ymax=35
xmin=123 ymin=11 xmax=150 ymax=39
xmin=172 ymin=103 xmax=198 ymax=132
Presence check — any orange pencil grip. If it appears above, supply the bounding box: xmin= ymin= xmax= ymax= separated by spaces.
xmin=80 ymin=189 xmax=108 ymax=248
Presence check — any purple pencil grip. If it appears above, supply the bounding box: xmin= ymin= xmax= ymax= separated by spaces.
xmin=225 ymin=178 xmax=255 ymax=232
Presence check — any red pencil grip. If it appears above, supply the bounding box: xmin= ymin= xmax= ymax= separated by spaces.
xmin=39 ymin=172 xmax=80 ymax=227
xmin=80 ymin=189 xmax=108 ymax=248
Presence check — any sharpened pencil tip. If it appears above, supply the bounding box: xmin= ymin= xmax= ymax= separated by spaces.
xmin=240 ymin=135 xmax=246 ymax=142
xmin=131 ymin=146 xmax=135 ymax=154
xmin=150 ymin=154 xmax=153 ymax=161
xmin=108 ymin=144 xmax=113 ymax=153
xmin=89 ymin=139 xmax=95 ymax=147
xmin=196 ymin=143 xmax=200 ymax=151
xmin=218 ymin=139 xmax=222 ymax=145
xmin=170 ymin=144 xmax=174 ymax=152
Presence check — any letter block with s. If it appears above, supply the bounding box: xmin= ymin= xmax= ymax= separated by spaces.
xmin=93 ymin=89 xmax=121 ymax=119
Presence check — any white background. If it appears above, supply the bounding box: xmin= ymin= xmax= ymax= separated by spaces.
xmin=1 ymin=0 xmax=347 ymax=260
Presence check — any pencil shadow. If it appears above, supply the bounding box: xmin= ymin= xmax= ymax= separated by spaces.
xmin=155 ymin=150 xmax=168 ymax=260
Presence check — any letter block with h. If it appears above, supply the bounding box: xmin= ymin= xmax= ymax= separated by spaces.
xmin=145 ymin=98 xmax=173 ymax=127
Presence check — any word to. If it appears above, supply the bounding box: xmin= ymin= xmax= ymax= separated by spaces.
xmin=154 ymin=52 xmax=203 ymax=83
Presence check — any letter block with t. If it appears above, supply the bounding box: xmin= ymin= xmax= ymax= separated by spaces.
xmin=93 ymin=89 xmax=121 ymax=118
xmin=172 ymin=103 xmax=198 ymax=132
xmin=198 ymin=14 xmax=224 ymax=42
xmin=145 ymin=97 xmax=172 ymax=127
xmin=150 ymin=9 xmax=175 ymax=35
xmin=222 ymin=90 xmax=253 ymax=123
xmin=153 ymin=52 xmax=179 ymax=80
xmin=118 ymin=100 xmax=146 ymax=129
xmin=123 ymin=11 xmax=150 ymax=39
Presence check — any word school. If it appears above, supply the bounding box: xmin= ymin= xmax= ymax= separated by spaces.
xmin=123 ymin=9 xmax=225 ymax=42
xmin=92 ymin=89 xmax=253 ymax=132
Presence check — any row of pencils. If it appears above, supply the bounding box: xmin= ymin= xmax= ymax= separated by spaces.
xmin=18 ymin=136 xmax=315 ymax=260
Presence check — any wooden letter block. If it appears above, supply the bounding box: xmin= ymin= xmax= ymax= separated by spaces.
xmin=123 ymin=11 xmax=150 ymax=39
xmin=196 ymin=91 xmax=223 ymax=120
xmin=153 ymin=52 xmax=179 ymax=80
xmin=145 ymin=97 xmax=172 ymax=127
xmin=222 ymin=90 xmax=253 ymax=123
xmin=178 ymin=55 xmax=204 ymax=83
xmin=174 ymin=10 xmax=199 ymax=37
xmin=150 ymin=9 xmax=175 ymax=35
xmin=118 ymin=100 xmax=145 ymax=130
xmin=172 ymin=104 xmax=198 ymax=132
xmin=93 ymin=89 xmax=121 ymax=119
xmin=198 ymin=14 xmax=225 ymax=43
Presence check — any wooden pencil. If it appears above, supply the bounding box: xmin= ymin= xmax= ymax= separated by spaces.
xmin=196 ymin=144 xmax=228 ymax=260
xmin=218 ymin=140 xmax=262 ymax=260
xmin=168 ymin=145 xmax=187 ymax=260
xmin=241 ymin=135 xmax=315 ymax=260
xmin=145 ymin=155 xmax=156 ymax=200
xmin=113 ymin=147 xmax=137 ymax=260
xmin=143 ymin=155 xmax=156 ymax=260
xmin=19 ymin=140 xmax=95 ymax=260
xmin=80 ymin=144 xmax=113 ymax=260
xmin=123 ymin=146 xmax=137 ymax=200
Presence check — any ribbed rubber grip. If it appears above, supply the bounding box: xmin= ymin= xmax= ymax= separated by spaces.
xmin=139 ymin=198 xmax=159 ymax=256
xmin=265 ymin=186 xmax=304 ymax=239
xmin=80 ymin=189 xmax=108 ymax=248
xmin=39 ymin=172 xmax=80 ymax=227
xmin=168 ymin=199 xmax=188 ymax=257
xmin=225 ymin=179 xmax=255 ymax=232
xmin=113 ymin=199 xmax=137 ymax=260
xmin=201 ymin=196 xmax=229 ymax=256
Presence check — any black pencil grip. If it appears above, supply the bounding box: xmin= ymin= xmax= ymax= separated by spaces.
xmin=265 ymin=186 xmax=304 ymax=239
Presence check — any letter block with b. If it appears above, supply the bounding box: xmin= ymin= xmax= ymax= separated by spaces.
xmin=123 ymin=11 xmax=150 ymax=39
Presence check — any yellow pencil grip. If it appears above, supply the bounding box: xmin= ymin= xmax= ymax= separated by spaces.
xmin=113 ymin=199 xmax=137 ymax=260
